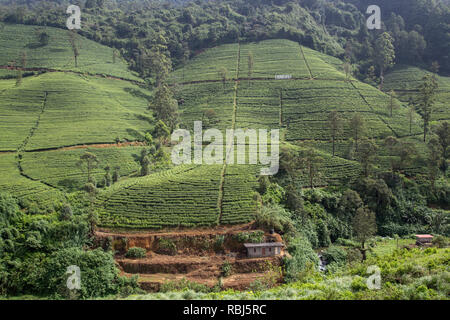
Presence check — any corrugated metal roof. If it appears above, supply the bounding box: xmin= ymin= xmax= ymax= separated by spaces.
xmin=244 ymin=242 xmax=284 ymax=248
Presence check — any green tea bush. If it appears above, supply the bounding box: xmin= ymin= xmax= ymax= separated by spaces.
xmin=160 ymin=278 xmax=211 ymax=293
xmin=125 ymin=247 xmax=146 ymax=259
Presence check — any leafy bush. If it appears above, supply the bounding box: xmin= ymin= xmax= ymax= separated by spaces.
xmin=284 ymin=236 xmax=319 ymax=283
xmin=432 ymin=235 xmax=448 ymax=248
xmin=125 ymin=247 xmax=146 ymax=259
xmin=221 ymin=261 xmax=232 ymax=277
xmin=213 ymin=235 xmax=225 ymax=252
xmin=42 ymin=247 xmax=130 ymax=299
xmin=322 ymin=246 xmax=347 ymax=267
xmin=233 ymin=231 xmax=264 ymax=244
xmin=160 ymin=278 xmax=211 ymax=293
xmin=157 ymin=238 xmax=177 ymax=255
xmin=255 ymin=204 xmax=295 ymax=235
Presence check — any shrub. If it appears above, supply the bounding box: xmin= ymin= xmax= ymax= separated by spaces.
xmin=284 ymin=236 xmax=319 ymax=283
xmin=158 ymin=238 xmax=177 ymax=255
xmin=233 ymin=231 xmax=264 ymax=243
xmin=160 ymin=278 xmax=211 ymax=293
xmin=432 ymin=235 xmax=448 ymax=248
xmin=322 ymin=246 xmax=347 ymax=267
xmin=213 ymin=235 xmax=225 ymax=252
xmin=125 ymin=247 xmax=146 ymax=259
xmin=255 ymin=204 xmax=295 ymax=234
xmin=42 ymin=248 xmax=124 ymax=299
xmin=221 ymin=260 xmax=232 ymax=277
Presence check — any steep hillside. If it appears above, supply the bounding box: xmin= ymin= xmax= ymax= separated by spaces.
xmin=384 ymin=65 xmax=450 ymax=123
xmin=95 ymin=39 xmax=431 ymax=229
xmin=0 ymin=33 xmax=433 ymax=228
xmin=0 ymin=24 xmax=141 ymax=81
xmin=0 ymin=24 xmax=153 ymax=209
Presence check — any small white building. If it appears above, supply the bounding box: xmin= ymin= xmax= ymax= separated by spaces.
xmin=244 ymin=242 xmax=284 ymax=258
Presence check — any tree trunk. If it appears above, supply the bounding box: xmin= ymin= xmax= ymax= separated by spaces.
xmin=424 ymin=121 xmax=428 ymax=142
xmin=379 ymin=68 xmax=384 ymax=91
xmin=332 ymin=134 xmax=335 ymax=157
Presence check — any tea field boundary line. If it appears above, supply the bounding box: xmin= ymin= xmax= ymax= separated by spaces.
xmin=0 ymin=65 xmax=143 ymax=85
xmin=15 ymin=91 xmax=60 ymax=189
xmin=218 ymin=42 xmax=241 ymax=225
xmin=299 ymin=45 xmax=313 ymax=79
xmin=350 ymin=81 xmax=399 ymax=138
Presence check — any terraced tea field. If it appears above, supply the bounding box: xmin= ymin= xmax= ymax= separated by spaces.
xmin=0 ymin=72 xmax=153 ymax=151
xmin=169 ymin=43 xmax=239 ymax=83
xmin=0 ymin=153 xmax=64 ymax=208
xmin=384 ymin=65 xmax=450 ymax=123
xmin=0 ymin=23 xmax=141 ymax=81
xmin=0 ymin=31 xmax=433 ymax=230
xmin=96 ymin=165 xmax=223 ymax=228
xmin=21 ymin=145 xmax=147 ymax=191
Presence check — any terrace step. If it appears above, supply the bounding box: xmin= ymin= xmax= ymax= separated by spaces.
xmin=124 ymin=272 xmax=278 ymax=292
xmin=117 ymin=254 xmax=283 ymax=275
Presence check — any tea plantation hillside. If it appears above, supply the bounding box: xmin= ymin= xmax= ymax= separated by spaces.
xmin=0 ymin=23 xmax=141 ymax=81
xmin=0 ymin=25 xmax=154 ymax=209
xmin=94 ymin=39 xmax=433 ymax=229
xmin=0 ymin=34 xmax=435 ymax=229
xmin=384 ymin=65 xmax=450 ymax=123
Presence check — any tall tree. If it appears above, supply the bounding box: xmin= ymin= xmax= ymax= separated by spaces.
xmin=352 ymin=206 xmax=377 ymax=261
xmin=374 ymin=32 xmax=395 ymax=90
xmin=384 ymin=136 xmax=416 ymax=172
xmin=149 ymin=84 xmax=178 ymax=130
xmin=387 ymin=90 xmax=398 ymax=117
xmin=349 ymin=113 xmax=366 ymax=152
xmin=112 ymin=166 xmax=120 ymax=183
xmin=427 ymin=137 xmax=443 ymax=190
xmin=417 ymin=74 xmax=438 ymax=142
xmin=103 ymin=165 xmax=112 ymax=187
xmin=112 ymin=49 xmax=117 ymax=64
xmin=435 ymin=121 xmax=449 ymax=173
xmin=147 ymin=34 xmax=172 ymax=86
xmin=300 ymin=148 xmax=323 ymax=189
xmin=328 ymin=110 xmax=343 ymax=157
xmin=343 ymin=62 xmax=352 ymax=81
xmin=77 ymin=152 xmax=99 ymax=184
xmin=218 ymin=67 xmax=228 ymax=90
xmin=356 ymin=139 xmax=378 ymax=177
xmin=407 ymin=100 xmax=415 ymax=135
xmin=68 ymin=31 xmax=80 ymax=68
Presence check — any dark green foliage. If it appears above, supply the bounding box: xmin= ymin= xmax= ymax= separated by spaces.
xmin=317 ymin=220 xmax=331 ymax=247
xmin=322 ymin=246 xmax=347 ymax=267
xmin=284 ymin=236 xmax=319 ymax=283
xmin=0 ymin=193 xmax=137 ymax=298
xmin=255 ymin=205 xmax=295 ymax=235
